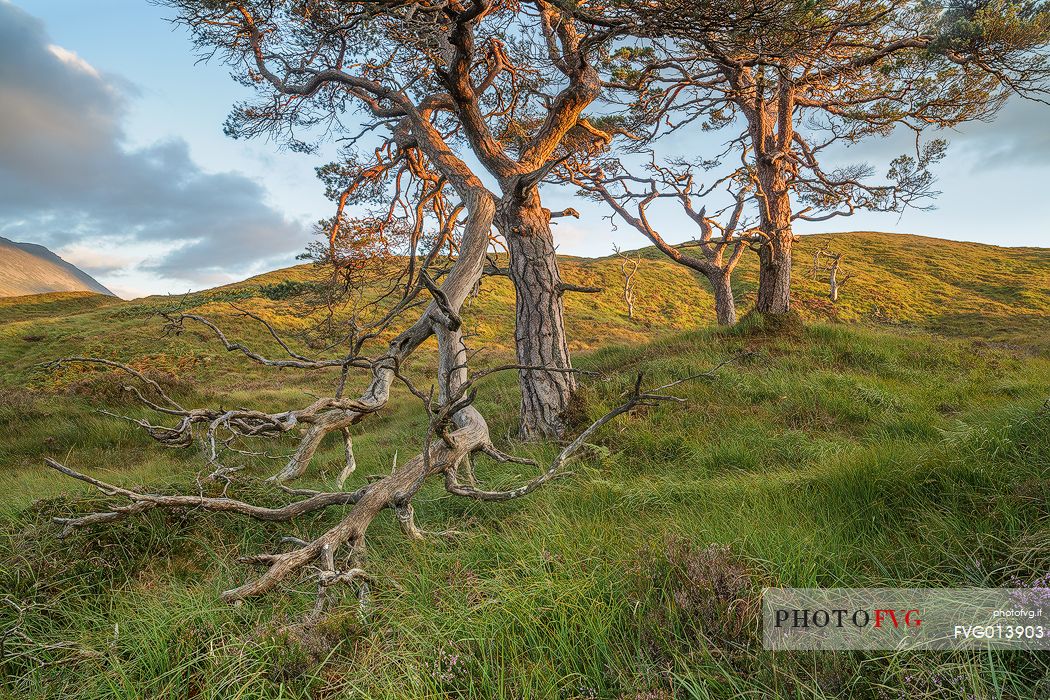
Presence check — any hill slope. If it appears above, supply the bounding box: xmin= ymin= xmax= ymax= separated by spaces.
xmin=0 ymin=236 xmax=115 ymax=297
xmin=0 ymin=232 xmax=1045 ymax=395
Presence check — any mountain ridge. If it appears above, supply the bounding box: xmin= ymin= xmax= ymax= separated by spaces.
xmin=0 ymin=236 xmax=115 ymax=298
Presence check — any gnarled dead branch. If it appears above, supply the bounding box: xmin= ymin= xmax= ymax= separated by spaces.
xmin=45 ymin=354 xmax=740 ymax=607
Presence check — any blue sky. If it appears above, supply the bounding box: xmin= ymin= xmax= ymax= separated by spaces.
xmin=15 ymin=1 xmax=334 ymax=222
xmin=2 ymin=0 xmax=1048 ymax=298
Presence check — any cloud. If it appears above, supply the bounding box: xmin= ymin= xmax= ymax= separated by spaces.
xmin=46 ymin=44 xmax=101 ymax=79
xmin=814 ymin=95 xmax=1050 ymax=176
xmin=0 ymin=1 xmax=307 ymax=286
xmin=950 ymin=98 xmax=1050 ymax=170
xmin=55 ymin=245 xmax=137 ymax=275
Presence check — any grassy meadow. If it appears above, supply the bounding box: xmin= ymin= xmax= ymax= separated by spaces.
xmin=0 ymin=232 xmax=1049 ymax=699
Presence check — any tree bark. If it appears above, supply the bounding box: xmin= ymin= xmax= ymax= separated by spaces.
xmin=756 ymin=230 xmax=792 ymax=314
xmin=709 ymin=269 xmax=737 ymax=325
xmin=755 ymin=178 xmax=794 ymax=315
xmin=500 ymin=195 xmax=576 ymax=440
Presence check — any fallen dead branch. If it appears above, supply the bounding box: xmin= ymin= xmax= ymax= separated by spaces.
xmin=44 ymin=359 xmax=738 ymax=607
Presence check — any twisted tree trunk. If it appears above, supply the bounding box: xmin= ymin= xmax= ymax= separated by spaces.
xmin=756 ymin=230 xmax=792 ymax=314
xmin=755 ymin=171 xmax=794 ymax=315
xmin=500 ymin=193 xmax=576 ymax=440
xmin=710 ymin=269 xmax=737 ymax=325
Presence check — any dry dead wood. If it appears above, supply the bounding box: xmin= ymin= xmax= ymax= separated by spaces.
xmin=44 ymin=363 xmax=716 ymax=605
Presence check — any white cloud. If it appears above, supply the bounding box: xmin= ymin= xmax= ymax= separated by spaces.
xmin=46 ymin=44 xmax=101 ymax=79
xmin=55 ymin=244 xmax=138 ymax=275
xmin=0 ymin=2 xmax=309 ymax=292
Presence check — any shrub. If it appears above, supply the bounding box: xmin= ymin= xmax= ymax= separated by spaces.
xmin=0 ymin=387 xmax=46 ymax=424
xmin=660 ymin=540 xmax=758 ymax=649
xmin=63 ymin=367 xmax=195 ymax=404
xmin=259 ymin=280 xmax=323 ymax=301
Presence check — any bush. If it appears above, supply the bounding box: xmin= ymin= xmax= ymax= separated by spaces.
xmin=259 ymin=280 xmax=323 ymax=301
xmin=659 ymin=540 xmax=758 ymax=649
xmin=61 ymin=365 xmax=195 ymax=404
xmin=0 ymin=387 xmax=46 ymax=423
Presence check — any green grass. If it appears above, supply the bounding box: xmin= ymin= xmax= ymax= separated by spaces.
xmin=0 ymin=233 xmax=1047 ymax=397
xmin=1 ymin=233 xmax=1049 ymax=698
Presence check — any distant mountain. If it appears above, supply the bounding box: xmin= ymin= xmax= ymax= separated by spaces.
xmin=0 ymin=236 xmax=115 ymax=297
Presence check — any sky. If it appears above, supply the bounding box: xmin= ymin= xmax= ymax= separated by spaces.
xmin=1 ymin=1 xmax=1047 ymax=299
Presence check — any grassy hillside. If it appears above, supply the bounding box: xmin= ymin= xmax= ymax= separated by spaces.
xmin=0 ymin=291 xmax=122 ymax=325
xmin=0 ymin=232 xmax=1047 ymax=396
xmin=0 ymin=232 xmax=1048 ymax=699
